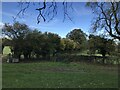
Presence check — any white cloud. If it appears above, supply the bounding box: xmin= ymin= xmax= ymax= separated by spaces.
xmin=70 ymin=27 xmax=80 ymax=30
xmin=0 ymin=22 xmax=4 ymax=38
xmin=0 ymin=22 xmax=4 ymax=29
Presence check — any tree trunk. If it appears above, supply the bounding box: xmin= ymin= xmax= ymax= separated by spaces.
xmin=102 ymin=54 xmax=106 ymax=64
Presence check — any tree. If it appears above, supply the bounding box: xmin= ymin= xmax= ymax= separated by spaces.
xmin=24 ymin=30 xmax=61 ymax=59
xmin=66 ymin=29 xmax=87 ymax=51
xmin=41 ymin=32 xmax=61 ymax=59
xmin=87 ymin=2 xmax=120 ymax=40
xmin=2 ymin=22 xmax=61 ymax=60
xmin=117 ymin=42 xmax=120 ymax=53
xmin=21 ymin=30 xmax=42 ymax=59
xmin=88 ymin=34 xmax=115 ymax=63
xmin=47 ymin=32 xmax=61 ymax=56
xmin=2 ymin=22 xmax=30 ymax=59
xmin=60 ymin=38 xmax=76 ymax=53
xmin=0 ymin=38 xmax=2 ymax=54
xmin=88 ymin=35 xmax=97 ymax=55
xmin=1 ymin=38 xmax=12 ymax=54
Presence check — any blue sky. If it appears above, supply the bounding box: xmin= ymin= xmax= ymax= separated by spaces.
xmin=2 ymin=2 xmax=93 ymax=38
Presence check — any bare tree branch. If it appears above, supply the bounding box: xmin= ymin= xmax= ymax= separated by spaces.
xmin=87 ymin=2 xmax=120 ymax=40
xmin=14 ymin=1 xmax=74 ymax=24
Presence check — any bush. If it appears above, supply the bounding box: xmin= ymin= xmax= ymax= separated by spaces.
xmin=2 ymin=55 xmax=8 ymax=63
xmin=107 ymin=56 xmax=120 ymax=64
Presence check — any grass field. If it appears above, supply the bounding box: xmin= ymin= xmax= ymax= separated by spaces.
xmin=2 ymin=62 xmax=118 ymax=88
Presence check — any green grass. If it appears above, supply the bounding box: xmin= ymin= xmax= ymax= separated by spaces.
xmin=2 ymin=62 xmax=118 ymax=88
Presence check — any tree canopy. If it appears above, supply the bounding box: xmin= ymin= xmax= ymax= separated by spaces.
xmin=2 ymin=22 xmax=30 ymax=58
xmin=88 ymin=34 xmax=115 ymax=57
xmin=2 ymin=22 xmax=62 ymax=60
xmin=2 ymin=22 xmax=118 ymax=63
xmin=66 ymin=29 xmax=87 ymax=51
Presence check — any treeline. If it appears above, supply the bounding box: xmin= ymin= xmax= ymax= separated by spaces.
xmin=1 ymin=22 xmax=120 ymax=63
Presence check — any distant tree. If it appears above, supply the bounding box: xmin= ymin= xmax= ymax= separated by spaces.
xmin=87 ymin=2 xmax=120 ymax=40
xmin=21 ymin=30 xmax=42 ymax=59
xmin=24 ymin=30 xmax=61 ymax=59
xmin=60 ymin=38 xmax=77 ymax=53
xmin=97 ymin=37 xmax=115 ymax=57
xmin=117 ymin=42 xmax=120 ymax=53
xmin=66 ymin=29 xmax=87 ymax=51
xmin=1 ymin=38 xmax=12 ymax=54
xmin=42 ymin=32 xmax=61 ymax=59
xmin=47 ymin=32 xmax=61 ymax=56
xmin=2 ymin=22 xmax=30 ymax=59
xmin=88 ymin=35 xmax=97 ymax=55
xmin=2 ymin=22 xmax=62 ymax=60
xmin=88 ymin=35 xmax=115 ymax=63
xmin=0 ymin=38 xmax=2 ymax=54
